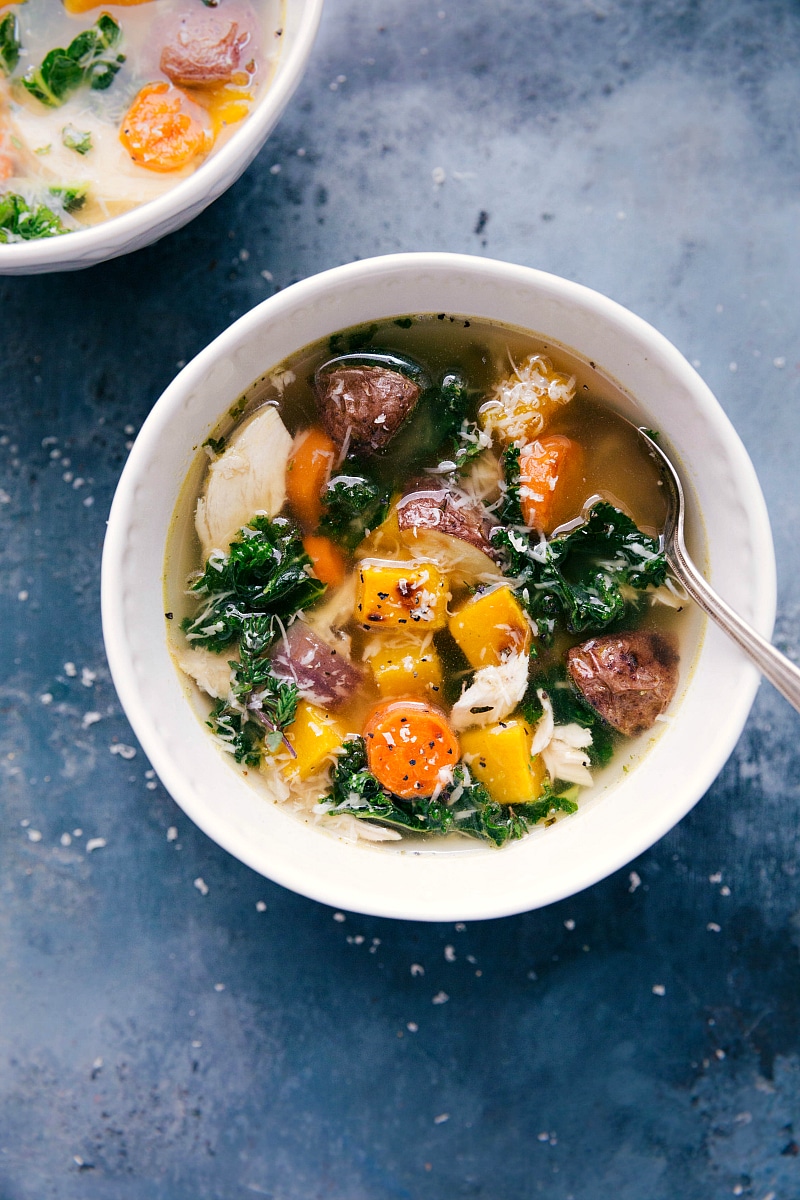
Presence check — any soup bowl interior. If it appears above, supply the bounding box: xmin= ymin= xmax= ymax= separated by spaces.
xmin=0 ymin=0 xmax=324 ymax=276
xmin=102 ymin=252 xmax=775 ymax=921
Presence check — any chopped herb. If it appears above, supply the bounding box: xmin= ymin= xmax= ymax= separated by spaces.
xmin=207 ymin=699 xmax=264 ymax=766
xmin=62 ymin=125 xmax=93 ymax=155
xmin=49 ymin=184 xmax=88 ymax=213
xmin=182 ymin=515 xmax=326 ymax=653
xmin=328 ymin=323 xmax=379 ymax=356
xmin=23 ymin=15 xmax=125 ymax=108
xmin=0 ymin=192 xmax=67 ymax=242
xmin=393 ymin=317 xmax=414 ymax=328
xmin=492 ymin=500 xmax=667 ymax=641
xmin=320 ymin=472 xmax=390 ymax=550
xmin=0 ymin=12 xmax=20 ymax=76
xmin=203 ymin=435 xmax=226 ymax=455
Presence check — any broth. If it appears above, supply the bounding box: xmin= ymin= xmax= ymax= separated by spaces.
xmin=166 ymin=314 xmax=700 ymax=850
xmin=0 ymin=0 xmax=283 ymax=236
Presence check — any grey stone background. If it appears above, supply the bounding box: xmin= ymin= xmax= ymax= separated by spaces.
xmin=1 ymin=1 xmax=799 ymax=1196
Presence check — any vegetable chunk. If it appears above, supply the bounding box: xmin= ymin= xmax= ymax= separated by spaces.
xmin=567 ymin=630 xmax=679 ymax=736
xmin=363 ymin=699 xmax=460 ymax=799
xmin=286 ymin=427 xmax=337 ymax=530
xmin=120 ymin=81 xmax=210 ymax=171
xmin=315 ymin=362 xmax=422 ymax=453
xmin=160 ymin=16 xmax=250 ymax=88
xmin=519 ymin=434 xmax=584 ymax=533
xmin=368 ymin=638 xmax=443 ymax=699
xmin=356 ymin=559 xmax=449 ymax=630
xmin=460 ymin=720 xmax=546 ymax=806
xmin=449 ymin=586 xmax=532 ymax=668
xmin=286 ymin=700 xmax=347 ymax=780
xmin=270 ymin=621 xmax=361 ymax=711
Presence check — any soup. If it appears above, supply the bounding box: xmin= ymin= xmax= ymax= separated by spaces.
xmin=0 ymin=0 xmax=282 ymax=238
xmin=167 ymin=315 xmax=692 ymax=848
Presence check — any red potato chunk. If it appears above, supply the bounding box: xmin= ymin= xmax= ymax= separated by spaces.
xmin=270 ymin=622 xmax=362 ymax=711
xmin=315 ymin=366 xmax=422 ymax=454
xmin=567 ymin=630 xmax=680 ymax=736
xmin=160 ymin=17 xmax=251 ymax=87
xmin=396 ymin=487 xmax=498 ymax=560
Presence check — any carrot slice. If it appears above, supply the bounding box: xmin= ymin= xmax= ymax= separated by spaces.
xmin=120 ymin=82 xmax=210 ymax=173
xmin=303 ymin=534 xmax=346 ymax=588
xmin=65 ymin=0 xmax=154 ymax=10
xmin=363 ymin=698 xmax=460 ymax=800
xmin=286 ymin=427 xmax=337 ymax=530
xmin=519 ymin=434 xmax=584 ymax=533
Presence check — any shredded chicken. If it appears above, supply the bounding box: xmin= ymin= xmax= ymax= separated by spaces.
xmin=531 ymin=690 xmax=594 ymax=787
xmin=195 ymin=405 xmax=292 ymax=558
xmin=174 ymin=644 xmax=236 ymax=704
xmin=450 ymin=651 xmax=530 ymax=730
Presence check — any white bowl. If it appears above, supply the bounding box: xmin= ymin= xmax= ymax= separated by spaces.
xmin=0 ymin=0 xmax=324 ymax=276
xmin=102 ymin=252 xmax=776 ymax=921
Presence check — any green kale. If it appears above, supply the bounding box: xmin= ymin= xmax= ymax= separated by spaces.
xmin=182 ymin=515 xmax=326 ymax=652
xmin=0 ymin=12 xmax=20 ymax=75
xmin=23 ymin=14 xmax=125 ymax=108
xmin=0 ymin=193 xmax=67 ymax=242
xmin=49 ymin=184 xmax=88 ymax=213
xmin=321 ymin=746 xmax=577 ymax=846
xmin=206 ymin=699 xmax=264 ymax=767
xmin=203 ymin=435 xmax=226 ymax=456
xmin=319 ymin=472 xmax=390 ymax=549
xmin=491 ymin=501 xmax=667 ymax=641
xmin=328 ymin=323 xmax=379 ymax=356
xmin=497 ymin=445 xmax=524 ymax=524
xmin=62 ymin=125 xmax=93 ymax=155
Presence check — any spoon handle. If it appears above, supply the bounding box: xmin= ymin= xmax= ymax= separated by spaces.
xmin=668 ymin=542 xmax=800 ymax=715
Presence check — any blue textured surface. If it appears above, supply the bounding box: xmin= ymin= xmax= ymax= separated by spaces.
xmin=2 ymin=1 xmax=800 ymax=1196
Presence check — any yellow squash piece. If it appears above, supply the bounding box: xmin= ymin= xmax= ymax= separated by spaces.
xmin=460 ymin=719 xmax=546 ymax=806
xmin=368 ymin=638 xmax=444 ymax=699
xmin=449 ymin=586 xmax=531 ymax=668
xmin=355 ymin=559 xmax=449 ymax=631
xmin=285 ymin=700 xmax=346 ymax=781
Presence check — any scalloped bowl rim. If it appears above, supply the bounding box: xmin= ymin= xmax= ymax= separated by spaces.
xmin=0 ymin=0 xmax=325 ymax=274
xmin=102 ymin=252 xmax=776 ymax=921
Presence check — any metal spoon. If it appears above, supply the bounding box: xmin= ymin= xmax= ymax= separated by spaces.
xmin=637 ymin=428 xmax=800 ymax=715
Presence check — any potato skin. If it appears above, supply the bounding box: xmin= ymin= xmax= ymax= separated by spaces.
xmin=396 ymin=487 xmax=498 ymax=560
xmin=315 ymin=366 xmax=422 ymax=454
xmin=270 ymin=622 xmax=362 ymax=710
xmin=160 ymin=17 xmax=250 ymax=87
xmin=567 ymin=630 xmax=679 ymax=736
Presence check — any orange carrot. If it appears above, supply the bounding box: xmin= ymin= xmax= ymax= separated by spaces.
xmin=65 ymin=0 xmax=154 ymax=9
xmin=120 ymin=83 xmax=210 ymax=172
xmin=519 ymin=434 xmax=584 ymax=533
xmin=303 ymin=534 xmax=346 ymax=588
xmin=363 ymin=698 xmax=460 ymax=799
xmin=286 ymin=427 xmax=337 ymax=530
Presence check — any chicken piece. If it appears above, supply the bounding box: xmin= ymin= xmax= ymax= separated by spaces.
xmin=450 ymin=650 xmax=530 ymax=731
xmin=270 ymin=622 xmax=362 ymax=710
xmin=567 ymin=630 xmax=679 ymax=736
xmin=160 ymin=16 xmax=251 ymax=87
xmin=174 ymin=644 xmax=236 ymax=704
xmin=315 ymin=365 xmax=422 ymax=454
xmin=195 ymin=405 xmax=292 ymax=559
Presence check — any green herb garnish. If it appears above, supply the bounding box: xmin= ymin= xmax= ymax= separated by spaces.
xmin=49 ymin=184 xmax=88 ymax=213
xmin=0 ymin=12 xmax=20 ymax=76
xmin=0 ymin=192 xmax=67 ymax=242
xmin=23 ymin=14 xmax=125 ymax=108
xmin=62 ymin=125 xmax=93 ymax=156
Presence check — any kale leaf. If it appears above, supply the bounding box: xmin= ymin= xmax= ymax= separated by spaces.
xmin=0 ymin=193 xmax=66 ymax=242
xmin=0 ymin=12 xmax=20 ymax=75
xmin=322 ymin=744 xmax=577 ymax=846
xmin=492 ymin=501 xmax=667 ymax=641
xmin=319 ymin=472 xmax=390 ymax=549
xmin=497 ymin=445 xmax=524 ymax=524
xmin=49 ymin=184 xmax=88 ymax=213
xmin=182 ymin=515 xmax=326 ymax=652
xmin=23 ymin=14 xmax=125 ymax=107
xmin=206 ymin=699 xmax=264 ymax=767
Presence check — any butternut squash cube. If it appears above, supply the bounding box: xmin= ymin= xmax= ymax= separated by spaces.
xmin=368 ymin=638 xmax=444 ymax=699
xmin=355 ymin=559 xmax=448 ymax=631
xmin=460 ymin=719 xmax=546 ymax=806
xmin=449 ymin=586 xmax=531 ymax=668
xmin=285 ymin=700 xmax=347 ymax=780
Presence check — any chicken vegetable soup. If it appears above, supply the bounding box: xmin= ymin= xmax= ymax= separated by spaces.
xmin=0 ymin=0 xmax=282 ymax=238
xmin=168 ymin=315 xmax=693 ymax=848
